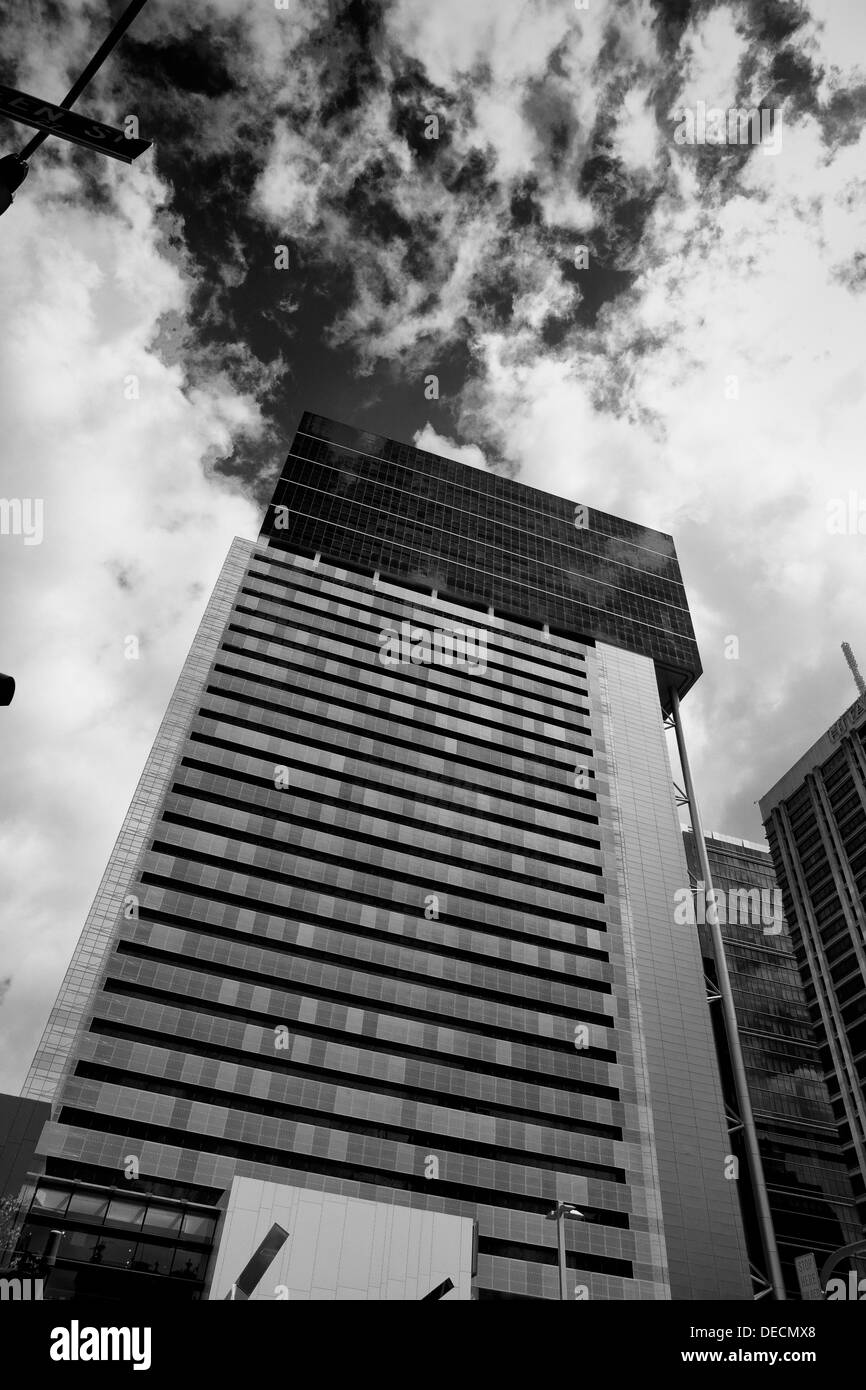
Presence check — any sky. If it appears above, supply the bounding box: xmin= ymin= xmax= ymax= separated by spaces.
xmin=1 ymin=0 xmax=866 ymax=1093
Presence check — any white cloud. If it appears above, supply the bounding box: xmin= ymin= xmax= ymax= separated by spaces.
xmin=454 ymin=113 xmax=866 ymax=841
xmin=389 ymin=0 xmax=576 ymax=90
xmin=805 ymin=0 xmax=866 ymax=78
xmin=473 ymin=92 xmax=539 ymax=180
xmin=676 ymin=6 xmax=746 ymax=112
xmin=0 ymin=154 xmax=260 ymax=1093
xmin=612 ymin=86 xmax=659 ymax=173
xmin=413 ymin=424 xmax=487 ymax=469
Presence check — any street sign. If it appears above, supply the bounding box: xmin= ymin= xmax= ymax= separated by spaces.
xmin=794 ymin=1252 xmax=822 ymax=1301
xmin=0 ymin=83 xmax=151 ymax=162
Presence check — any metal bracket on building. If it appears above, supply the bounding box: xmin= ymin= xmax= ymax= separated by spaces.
xmin=692 ymin=878 xmax=723 ymax=1007
xmin=750 ymin=1264 xmax=774 ymax=1300
xmin=705 ymin=975 xmax=722 ymax=1003
xmin=725 ymin=1106 xmax=744 ymax=1135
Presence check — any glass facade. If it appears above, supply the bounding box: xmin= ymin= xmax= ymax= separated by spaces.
xmin=760 ymin=706 xmax=866 ymax=1231
xmin=0 ymin=1094 xmax=51 ymax=1269
xmin=19 ymin=415 xmax=748 ymax=1299
xmin=262 ymin=413 xmax=702 ymax=712
xmin=683 ymin=831 xmax=862 ymax=1296
xmin=14 ymin=1176 xmax=216 ymax=1299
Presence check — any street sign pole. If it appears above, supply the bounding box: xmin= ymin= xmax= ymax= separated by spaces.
xmin=0 ymin=0 xmax=152 ymax=213
xmin=0 ymin=86 xmax=151 ymax=162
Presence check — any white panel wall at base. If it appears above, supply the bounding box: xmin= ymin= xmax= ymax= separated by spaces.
xmin=207 ymin=1176 xmax=474 ymax=1300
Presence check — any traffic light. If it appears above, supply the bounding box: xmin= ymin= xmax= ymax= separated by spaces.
xmin=0 ymin=154 xmax=29 ymax=216
xmin=0 ymin=673 xmax=15 ymax=705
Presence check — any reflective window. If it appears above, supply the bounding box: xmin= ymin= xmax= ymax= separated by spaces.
xmin=105 ymin=1199 xmax=147 ymax=1228
xmin=132 ymin=1241 xmax=173 ymax=1275
xmin=181 ymin=1212 xmax=216 ymax=1240
xmin=66 ymin=1192 xmax=109 ymax=1220
xmin=142 ymin=1206 xmax=182 ymax=1234
xmin=33 ymin=1186 xmax=69 ymax=1215
xmin=62 ymin=1230 xmax=100 ymax=1262
xmin=95 ymin=1235 xmax=136 ymax=1268
xmin=171 ymin=1246 xmax=208 ymax=1279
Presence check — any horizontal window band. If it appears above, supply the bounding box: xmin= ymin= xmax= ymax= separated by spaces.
xmin=102 ymin=959 xmax=617 ymax=1053
xmin=89 ymin=1011 xmax=622 ymax=1095
xmin=130 ymin=899 xmax=610 ymax=986
xmin=51 ymin=1113 xmax=631 ymax=1224
xmin=213 ymin=638 xmax=589 ymax=749
xmin=478 ymin=1235 xmax=632 ymax=1280
xmin=199 ymin=679 xmax=597 ymax=786
xmin=144 ymin=838 xmax=608 ymax=919
xmin=71 ymin=1061 xmax=624 ymax=1173
xmin=235 ymin=585 xmax=591 ymax=697
xmin=114 ymin=932 xmax=611 ymax=1025
xmin=137 ymin=868 xmax=611 ymax=954
xmin=269 ymin=455 xmax=686 ymax=609
xmin=182 ymin=735 xmax=602 ymax=831
xmin=84 ymin=1018 xmax=624 ymax=1138
xmin=44 ymin=1157 xmax=222 ymax=1209
xmin=171 ymin=765 xmax=603 ymax=863
xmin=94 ymin=981 xmax=621 ymax=1087
xmin=264 ymin=508 xmax=694 ymax=652
xmin=56 ymin=1104 xmax=626 ymax=1188
xmin=156 ymin=806 xmax=605 ymax=893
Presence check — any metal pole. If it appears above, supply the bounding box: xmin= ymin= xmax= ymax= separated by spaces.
xmin=18 ymin=0 xmax=151 ymax=160
xmin=670 ymin=688 xmax=787 ymax=1301
xmin=556 ymin=1211 xmax=568 ymax=1300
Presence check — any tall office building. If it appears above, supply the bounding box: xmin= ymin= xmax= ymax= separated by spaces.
xmin=16 ymin=412 xmax=752 ymax=1300
xmin=760 ymin=690 xmax=866 ymax=1230
xmin=682 ymin=830 xmax=862 ymax=1295
xmin=0 ymin=1094 xmax=50 ymax=1271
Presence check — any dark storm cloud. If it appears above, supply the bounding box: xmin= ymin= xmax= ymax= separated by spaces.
xmin=43 ymin=0 xmax=852 ymax=487
xmin=744 ymin=0 xmax=809 ymax=46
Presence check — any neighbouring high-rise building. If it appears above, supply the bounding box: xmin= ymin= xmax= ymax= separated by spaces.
xmin=682 ymin=830 xmax=862 ymax=1296
xmin=760 ymin=691 xmax=866 ymax=1233
xmin=15 ymin=412 xmax=753 ymax=1300
xmin=0 ymin=1093 xmax=50 ymax=1272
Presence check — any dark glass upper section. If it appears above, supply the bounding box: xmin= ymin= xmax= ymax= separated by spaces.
xmin=260 ymin=413 xmax=702 ymax=711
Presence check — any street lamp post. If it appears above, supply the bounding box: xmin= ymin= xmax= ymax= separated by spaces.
xmin=545 ymin=1202 xmax=584 ymax=1300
